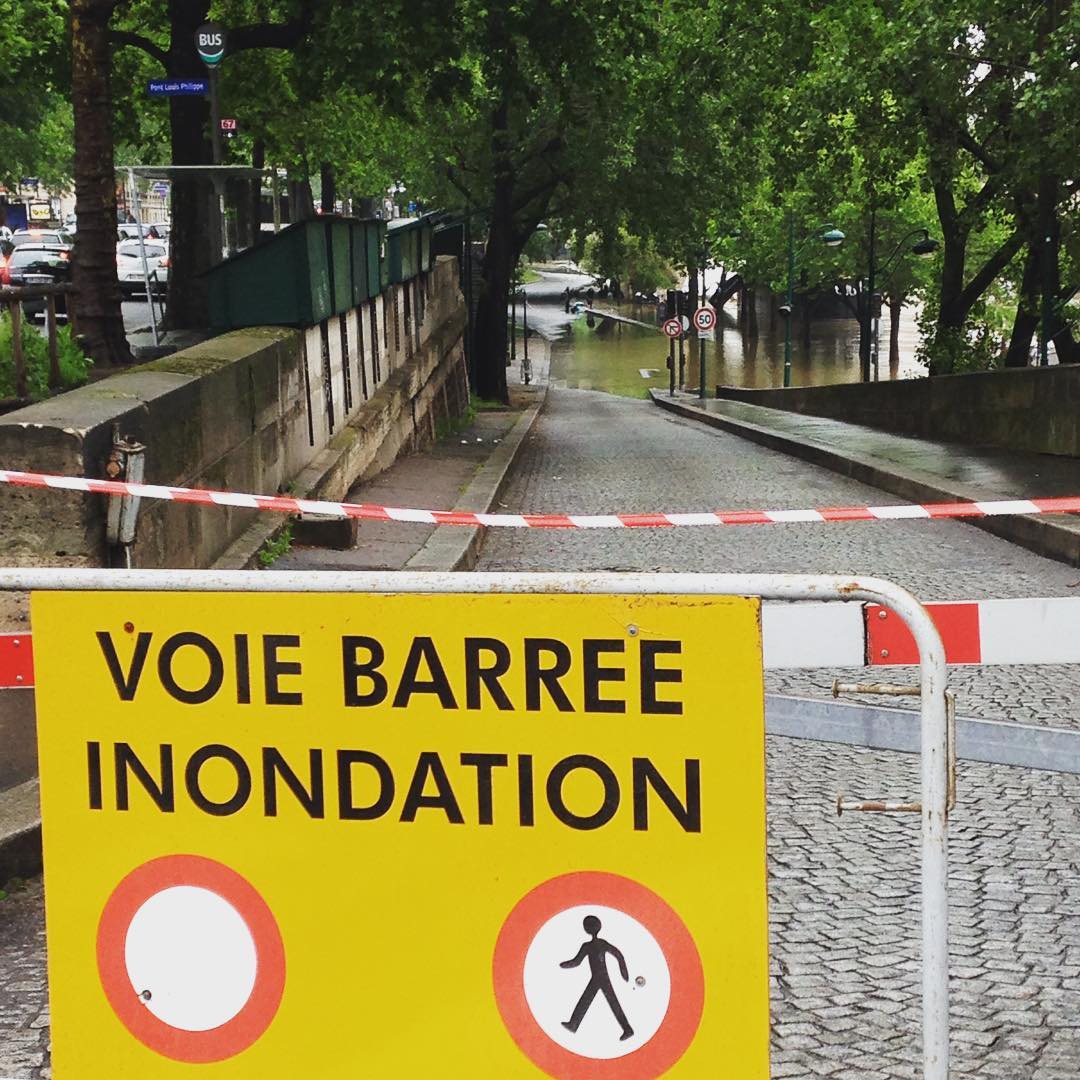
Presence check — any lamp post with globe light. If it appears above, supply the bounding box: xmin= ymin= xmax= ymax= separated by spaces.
xmin=782 ymin=218 xmax=845 ymax=388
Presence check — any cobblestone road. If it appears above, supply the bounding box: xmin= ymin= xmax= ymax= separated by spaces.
xmin=2 ymin=386 xmax=1078 ymax=1078
xmin=476 ymin=388 xmax=1080 ymax=1077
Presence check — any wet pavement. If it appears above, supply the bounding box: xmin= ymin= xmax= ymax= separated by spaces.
xmin=477 ymin=386 xmax=1080 ymax=1078
xmin=703 ymin=398 xmax=1080 ymax=500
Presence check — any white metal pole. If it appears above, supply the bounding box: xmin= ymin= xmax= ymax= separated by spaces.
xmin=0 ymin=568 xmax=949 ymax=1077
xmin=128 ymin=168 xmax=158 ymax=347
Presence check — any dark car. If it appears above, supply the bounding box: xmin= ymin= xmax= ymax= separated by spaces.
xmin=7 ymin=245 xmax=72 ymax=318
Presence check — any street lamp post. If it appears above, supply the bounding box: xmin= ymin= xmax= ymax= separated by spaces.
xmin=783 ymin=217 xmax=845 ymax=388
xmin=863 ymin=226 xmax=940 ymax=381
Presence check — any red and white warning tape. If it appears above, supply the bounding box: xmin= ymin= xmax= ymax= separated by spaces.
xmin=1 ymin=469 xmax=1079 ymax=529
xmin=3 ymin=596 xmax=1078 ymax=688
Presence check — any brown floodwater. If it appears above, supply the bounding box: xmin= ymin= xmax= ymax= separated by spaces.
xmin=524 ymin=271 xmax=924 ymax=398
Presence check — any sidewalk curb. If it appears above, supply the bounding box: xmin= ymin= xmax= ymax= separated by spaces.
xmin=0 ymin=779 xmax=41 ymax=883
xmin=651 ymin=390 xmax=1080 ymax=567
xmin=406 ymin=389 xmax=548 ymax=572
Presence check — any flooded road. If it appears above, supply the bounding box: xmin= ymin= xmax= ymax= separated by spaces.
xmin=520 ymin=269 xmax=924 ymax=397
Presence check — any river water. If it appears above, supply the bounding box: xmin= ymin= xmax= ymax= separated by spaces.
xmin=521 ymin=269 xmax=925 ymax=397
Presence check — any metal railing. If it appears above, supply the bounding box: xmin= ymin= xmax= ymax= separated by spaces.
xmin=0 ymin=284 xmax=78 ymax=402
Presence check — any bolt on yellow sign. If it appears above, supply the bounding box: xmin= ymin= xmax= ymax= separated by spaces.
xmin=32 ymin=590 xmax=769 ymax=1078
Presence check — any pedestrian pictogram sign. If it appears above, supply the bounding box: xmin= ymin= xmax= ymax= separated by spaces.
xmin=692 ymin=305 xmax=716 ymax=333
xmin=32 ymin=590 xmax=769 ymax=1077
xmin=494 ymin=871 xmax=706 ymax=1077
xmin=662 ymin=317 xmax=682 ymax=338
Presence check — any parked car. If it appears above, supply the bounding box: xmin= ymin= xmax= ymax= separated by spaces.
xmin=6 ymin=244 xmax=72 ymax=317
xmin=116 ymin=239 xmax=169 ymax=295
xmin=0 ymin=239 xmax=15 ymax=285
xmin=11 ymin=228 xmax=74 ymax=250
xmin=117 ymin=222 xmax=165 ymax=242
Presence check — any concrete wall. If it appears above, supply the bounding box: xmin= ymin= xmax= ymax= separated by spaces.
xmin=717 ymin=364 xmax=1080 ymax=458
xmin=0 ymin=257 xmax=468 ymax=570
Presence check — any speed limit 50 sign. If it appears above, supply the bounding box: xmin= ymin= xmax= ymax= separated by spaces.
xmin=692 ymin=305 xmax=716 ymax=333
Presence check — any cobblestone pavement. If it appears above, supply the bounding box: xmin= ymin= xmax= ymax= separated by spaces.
xmin=0 ymin=879 xmax=49 ymax=1079
xmin=477 ymin=388 xmax=1080 ymax=1077
xmin=2 ymin=387 xmax=1078 ymax=1078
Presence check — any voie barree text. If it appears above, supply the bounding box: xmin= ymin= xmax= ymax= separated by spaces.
xmin=84 ymin=629 xmax=702 ymax=832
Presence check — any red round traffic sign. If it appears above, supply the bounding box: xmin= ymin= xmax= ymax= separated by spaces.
xmin=493 ymin=871 xmax=704 ymax=1079
xmin=692 ymin=306 xmax=716 ymax=332
xmin=661 ymin=318 xmax=682 ymax=339
xmin=97 ymin=854 xmax=286 ymax=1063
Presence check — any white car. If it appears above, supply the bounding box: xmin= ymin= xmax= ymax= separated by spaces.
xmin=116 ymin=240 xmax=169 ymax=296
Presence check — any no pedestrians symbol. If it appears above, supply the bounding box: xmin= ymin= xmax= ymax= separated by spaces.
xmin=493 ymin=871 xmax=704 ymax=1078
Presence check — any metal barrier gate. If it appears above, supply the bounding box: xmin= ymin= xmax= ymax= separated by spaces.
xmin=0 ymin=568 xmax=951 ymax=1079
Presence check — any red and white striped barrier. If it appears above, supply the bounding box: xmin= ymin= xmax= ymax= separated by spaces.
xmin=3 ymin=596 xmax=1077 ymax=688
xmin=1 ymin=468 xmax=1079 ymax=529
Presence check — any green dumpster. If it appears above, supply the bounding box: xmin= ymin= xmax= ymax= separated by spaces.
xmin=420 ymin=223 xmax=432 ymax=272
xmin=349 ymin=221 xmax=368 ymax=306
xmin=364 ymin=220 xmax=386 ymax=299
xmin=378 ymin=221 xmax=390 ymax=291
xmin=387 ymin=219 xmax=423 ymax=284
xmin=328 ymin=219 xmax=353 ymax=314
xmin=206 ymin=218 xmax=333 ymax=330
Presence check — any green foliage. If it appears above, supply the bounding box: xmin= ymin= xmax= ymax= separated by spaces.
xmin=580 ymin=230 xmax=677 ymax=294
xmin=0 ymin=0 xmax=71 ymax=186
xmin=0 ymin=312 xmax=91 ymax=400
xmin=257 ymin=521 xmax=294 ymax=568
xmin=435 ymin=400 xmax=477 ymax=439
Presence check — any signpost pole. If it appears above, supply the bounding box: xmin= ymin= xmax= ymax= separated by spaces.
xmin=669 ymin=336 xmax=676 ymax=396
xmin=128 ymin=167 xmax=159 ymax=347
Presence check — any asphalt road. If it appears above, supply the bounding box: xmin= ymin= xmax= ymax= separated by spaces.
xmin=475 ymin=387 xmax=1080 ymax=1078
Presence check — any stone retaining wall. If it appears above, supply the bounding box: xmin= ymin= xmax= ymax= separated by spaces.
xmin=717 ymin=364 xmax=1080 ymax=458
xmin=0 ymin=256 xmax=468 ymax=569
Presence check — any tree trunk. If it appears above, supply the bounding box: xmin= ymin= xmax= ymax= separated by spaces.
xmin=686 ymin=258 xmax=698 ymax=374
xmin=164 ymin=0 xmax=213 ymax=330
xmin=288 ymin=177 xmax=315 ymax=222
xmin=473 ymin=170 xmax=513 ymax=403
xmin=1004 ymin=242 xmax=1039 ymax=368
xmin=888 ymin=294 xmax=902 ymax=378
xmin=320 ymin=162 xmax=336 ymax=214
xmin=1039 ymin=174 xmax=1080 ymax=365
xmin=746 ymin=286 xmax=758 ymax=338
xmin=70 ymin=0 xmax=131 ymax=365
xmin=250 ymin=138 xmax=265 ymax=244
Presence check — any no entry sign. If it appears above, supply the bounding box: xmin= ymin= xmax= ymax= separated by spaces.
xmin=32 ymin=590 xmax=769 ymax=1077
xmin=662 ymin=317 xmax=682 ymax=338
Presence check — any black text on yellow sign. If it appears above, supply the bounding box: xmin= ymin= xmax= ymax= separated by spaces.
xmin=32 ymin=591 xmax=770 ymax=1078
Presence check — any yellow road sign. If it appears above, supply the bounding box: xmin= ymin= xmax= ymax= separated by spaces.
xmin=32 ymin=590 xmax=768 ymax=1078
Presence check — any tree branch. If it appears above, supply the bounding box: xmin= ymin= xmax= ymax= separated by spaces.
xmin=445 ymin=165 xmax=478 ymax=208
xmin=229 ymin=2 xmax=314 ymax=54
xmin=511 ymin=173 xmax=562 ymax=214
xmin=956 ymin=128 xmax=1001 ymax=174
xmin=110 ymin=29 xmax=167 ymax=67
xmin=955 ymin=230 xmax=1024 ymax=314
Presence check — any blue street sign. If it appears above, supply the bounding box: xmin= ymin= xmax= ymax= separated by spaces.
xmin=147 ymin=78 xmax=208 ymax=97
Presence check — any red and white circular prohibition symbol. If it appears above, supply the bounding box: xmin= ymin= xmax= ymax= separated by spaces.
xmin=692 ymin=306 xmax=716 ymax=332
xmin=493 ymin=871 xmax=704 ymax=1080
xmin=662 ymin=318 xmax=682 ymax=339
xmin=97 ymin=854 xmax=286 ymax=1063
